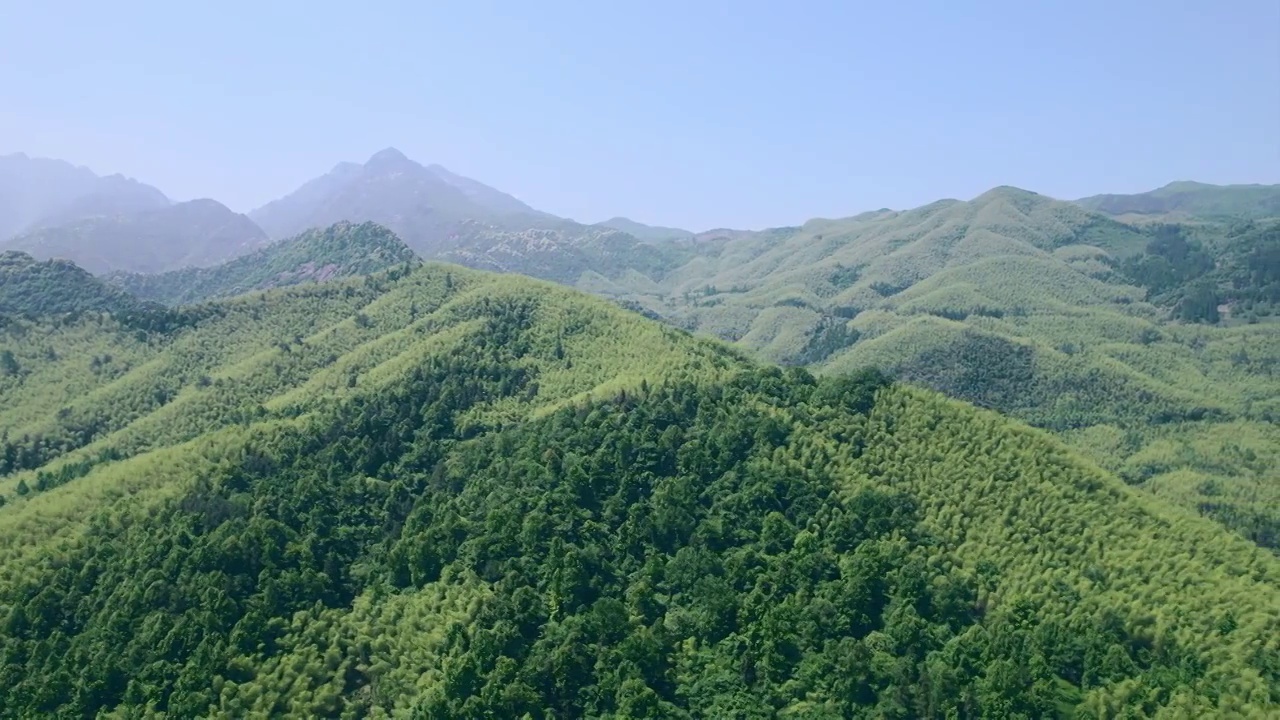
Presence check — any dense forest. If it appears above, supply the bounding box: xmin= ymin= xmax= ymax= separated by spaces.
xmin=1 ymin=262 xmax=1278 ymax=717
xmin=1118 ymin=220 xmax=1280 ymax=323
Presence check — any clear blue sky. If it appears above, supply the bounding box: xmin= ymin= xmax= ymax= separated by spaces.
xmin=1 ymin=0 xmax=1277 ymax=230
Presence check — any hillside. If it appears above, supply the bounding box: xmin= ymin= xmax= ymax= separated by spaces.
xmin=619 ymin=187 xmax=1150 ymax=354
xmin=109 ymin=221 xmax=420 ymax=306
xmin=560 ymin=188 xmax=1280 ymax=553
xmin=1077 ymin=181 xmax=1280 ymax=222
xmin=0 ymin=152 xmax=169 ymax=240
xmin=3 ymin=199 xmax=268 ymax=274
xmin=439 ymin=220 xmax=696 ymax=289
xmin=248 ymin=148 xmax=557 ymax=251
xmin=0 ymin=251 xmax=156 ymax=318
xmin=0 ymin=262 xmax=1277 ymax=717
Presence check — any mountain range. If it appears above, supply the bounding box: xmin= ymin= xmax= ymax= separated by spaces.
xmin=0 ymin=152 xmax=169 ymax=240
xmin=2 ymin=259 xmax=1278 ymax=717
xmin=2 ymin=146 xmax=1280 ymax=715
xmin=247 ymin=148 xmax=559 ymax=250
xmin=3 ymin=150 xmax=1277 ymax=556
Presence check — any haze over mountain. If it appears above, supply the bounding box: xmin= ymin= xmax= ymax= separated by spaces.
xmin=3 ymin=198 xmax=269 ymax=275
xmin=596 ymin=217 xmax=696 ymax=243
xmin=248 ymin=148 xmax=558 ymax=252
xmin=0 ymin=153 xmax=170 ymax=240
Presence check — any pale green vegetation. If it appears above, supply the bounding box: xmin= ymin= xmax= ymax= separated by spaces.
xmin=543 ymin=188 xmax=1278 ymax=553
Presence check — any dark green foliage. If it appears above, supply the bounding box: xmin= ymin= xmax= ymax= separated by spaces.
xmin=1218 ymin=220 xmax=1280 ymax=318
xmin=827 ymin=263 xmax=863 ymax=290
xmin=2 ymin=359 xmax=1239 ymax=718
xmin=1120 ymin=220 xmax=1280 ymax=322
xmin=0 ymin=251 xmax=152 ymax=317
xmin=395 ymin=383 xmax=1023 ymax=718
xmin=613 ymin=299 xmax=666 ymax=322
xmin=1121 ymin=225 xmax=1215 ymax=300
xmin=794 ymin=317 xmax=862 ymax=365
xmin=891 ymin=331 xmax=1034 ymax=413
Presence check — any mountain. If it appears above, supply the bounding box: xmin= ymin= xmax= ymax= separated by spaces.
xmin=0 ymin=153 xmax=169 ymax=240
xmin=424 ymin=162 xmax=545 ymax=216
xmin=3 ymin=199 xmax=269 ymax=274
xmin=109 ymin=221 xmax=420 ymax=306
xmin=0 ymin=250 xmax=154 ymax=317
xmin=248 ymin=148 xmax=556 ymax=251
xmin=597 ymin=216 xmax=695 ymax=242
xmin=25 ymin=174 xmax=172 ymax=231
xmin=1077 ymin=181 xmax=1280 ymax=221
xmin=0 ymin=261 xmax=1277 ymax=716
xmin=569 ymin=187 xmax=1279 ymax=553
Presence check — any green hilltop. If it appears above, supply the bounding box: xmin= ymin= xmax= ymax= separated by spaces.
xmin=0 ymin=261 xmax=1278 ymax=716
xmin=1 ymin=250 xmax=153 ymax=318
xmin=108 ymin=221 xmax=421 ymax=306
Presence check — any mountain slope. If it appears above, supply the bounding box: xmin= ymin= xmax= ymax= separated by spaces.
xmin=249 ymin=148 xmax=556 ymax=251
xmin=633 ymin=186 xmax=1150 ymax=353
xmin=109 ymin=221 xmax=420 ymax=305
xmin=425 ymin=162 xmax=548 ymax=217
xmin=4 ymin=199 xmax=269 ymax=274
xmin=0 ymin=251 xmax=154 ymax=317
xmin=1077 ymin=181 xmax=1280 ymax=221
xmin=0 ymin=152 xmax=169 ymax=239
xmin=578 ymin=187 xmax=1280 ymax=553
xmin=0 ymin=263 xmax=1276 ymax=716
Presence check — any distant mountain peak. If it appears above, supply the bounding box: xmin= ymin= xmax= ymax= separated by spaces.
xmin=596 ymin=216 xmax=694 ymax=243
xmin=974 ymin=185 xmax=1041 ymax=201
xmin=6 ymin=198 xmax=267 ymax=274
xmin=250 ymin=150 xmax=556 ymax=247
xmin=365 ymin=147 xmax=417 ymax=171
xmin=0 ymin=153 xmax=171 ymax=239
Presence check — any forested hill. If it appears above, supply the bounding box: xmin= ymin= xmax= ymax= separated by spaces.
xmin=0 ymin=250 xmax=154 ymax=318
xmin=0 ymin=262 xmax=1278 ymax=716
xmin=584 ymin=186 xmax=1280 ymax=555
xmin=109 ymin=221 xmax=421 ymax=306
